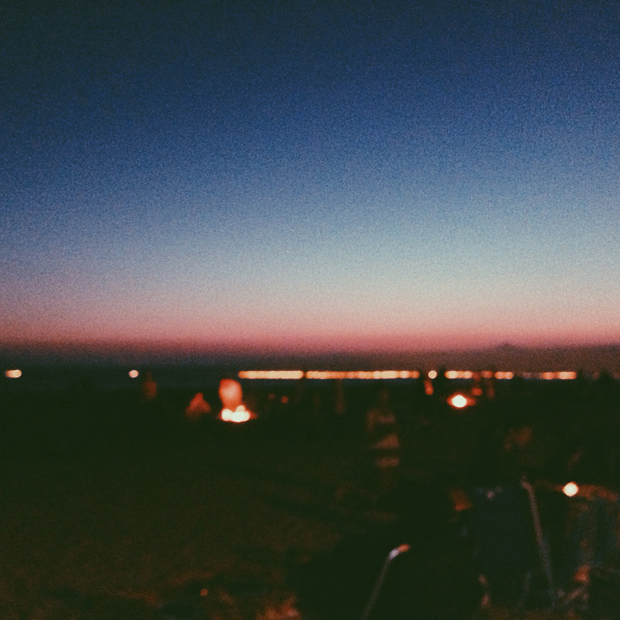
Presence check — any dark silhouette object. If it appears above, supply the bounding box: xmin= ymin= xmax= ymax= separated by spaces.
xmin=365 ymin=387 xmax=400 ymax=496
xmin=432 ymin=366 xmax=448 ymax=399
xmin=296 ymin=480 xmax=481 ymax=620
xmin=468 ymin=403 xmax=538 ymax=489
xmin=467 ymin=484 xmax=541 ymax=608
xmin=466 ymin=403 xmax=556 ymax=608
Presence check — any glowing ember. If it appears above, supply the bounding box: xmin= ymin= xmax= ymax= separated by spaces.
xmin=563 ymin=482 xmax=579 ymax=497
xmin=128 ymin=369 xmax=139 ymax=378
xmin=220 ymin=405 xmax=252 ymax=423
xmin=5 ymin=369 xmax=22 ymax=379
xmin=449 ymin=393 xmax=468 ymax=409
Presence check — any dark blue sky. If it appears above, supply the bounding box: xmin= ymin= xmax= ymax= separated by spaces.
xmin=2 ymin=1 xmax=619 ymax=355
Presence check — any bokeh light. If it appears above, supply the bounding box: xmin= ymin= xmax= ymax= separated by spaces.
xmin=448 ymin=394 xmax=469 ymax=409
xmin=563 ymin=482 xmax=579 ymax=497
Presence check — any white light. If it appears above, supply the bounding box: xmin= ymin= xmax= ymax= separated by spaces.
xmin=5 ymin=369 xmax=22 ymax=379
xmin=220 ymin=405 xmax=251 ymax=423
xmin=129 ymin=370 xmax=139 ymax=379
xmin=449 ymin=394 xmax=468 ymax=409
xmin=428 ymin=370 xmax=438 ymax=379
xmin=563 ymin=482 xmax=579 ymax=497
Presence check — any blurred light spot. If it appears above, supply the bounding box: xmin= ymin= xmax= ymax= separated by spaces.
xmin=541 ymin=372 xmax=555 ymax=380
xmin=240 ymin=370 xmax=420 ymax=381
xmin=481 ymin=371 xmax=494 ymax=379
xmin=558 ymin=371 xmax=577 ymax=380
xmin=220 ymin=405 xmax=252 ymax=423
xmin=129 ymin=370 xmax=139 ymax=379
xmin=428 ymin=370 xmax=438 ymax=379
xmin=219 ymin=379 xmax=243 ymax=410
xmin=239 ymin=370 xmax=304 ymax=380
xmin=281 ymin=396 xmax=289 ymax=403
xmin=185 ymin=393 xmax=211 ymax=418
xmin=5 ymin=369 xmax=22 ymax=379
xmin=563 ymin=482 xmax=579 ymax=497
xmin=445 ymin=370 xmax=476 ymax=379
xmin=449 ymin=394 xmax=468 ymax=409
xmin=495 ymin=372 xmax=514 ymax=380
xmin=200 ymin=589 xmax=209 ymax=597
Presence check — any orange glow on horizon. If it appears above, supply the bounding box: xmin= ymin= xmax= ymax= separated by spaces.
xmin=239 ymin=370 xmax=304 ymax=380
xmin=236 ymin=369 xmax=581 ymax=381
xmin=240 ymin=370 xmax=421 ymax=380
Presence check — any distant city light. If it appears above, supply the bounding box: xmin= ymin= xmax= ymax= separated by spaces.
xmin=238 ymin=370 xmax=304 ymax=380
xmin=5 ymin=369 xmax=22 ymax=379
xmin=448 ymin=394 xmax=469 ymax=409
xmin=558 ymin=371 xmax=577 ymax=380
xmin=235 ymin=369 xmax=579 ymax=382
xmin=239 ymin=370 xmax=420 ymax=380
xmin=128 ymin=369 xmax=139 ymax=379
xmin=445 ymin=370 xmax=476 ymax=379
xmin=563 ymin=482 xmax=579 ymax=497
xmin=539 ymin=371 xmax=578 ymax=380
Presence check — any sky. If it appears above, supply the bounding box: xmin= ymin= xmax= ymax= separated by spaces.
xmin=2 ymin=0 xmax=620 ymax=359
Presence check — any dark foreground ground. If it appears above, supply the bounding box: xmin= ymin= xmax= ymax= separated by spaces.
xmin=1 ymin=379 xmax=619 ymax=619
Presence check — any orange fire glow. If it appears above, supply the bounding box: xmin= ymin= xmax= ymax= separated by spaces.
xmin=220 ymin=405 xmax=252 ymax=423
